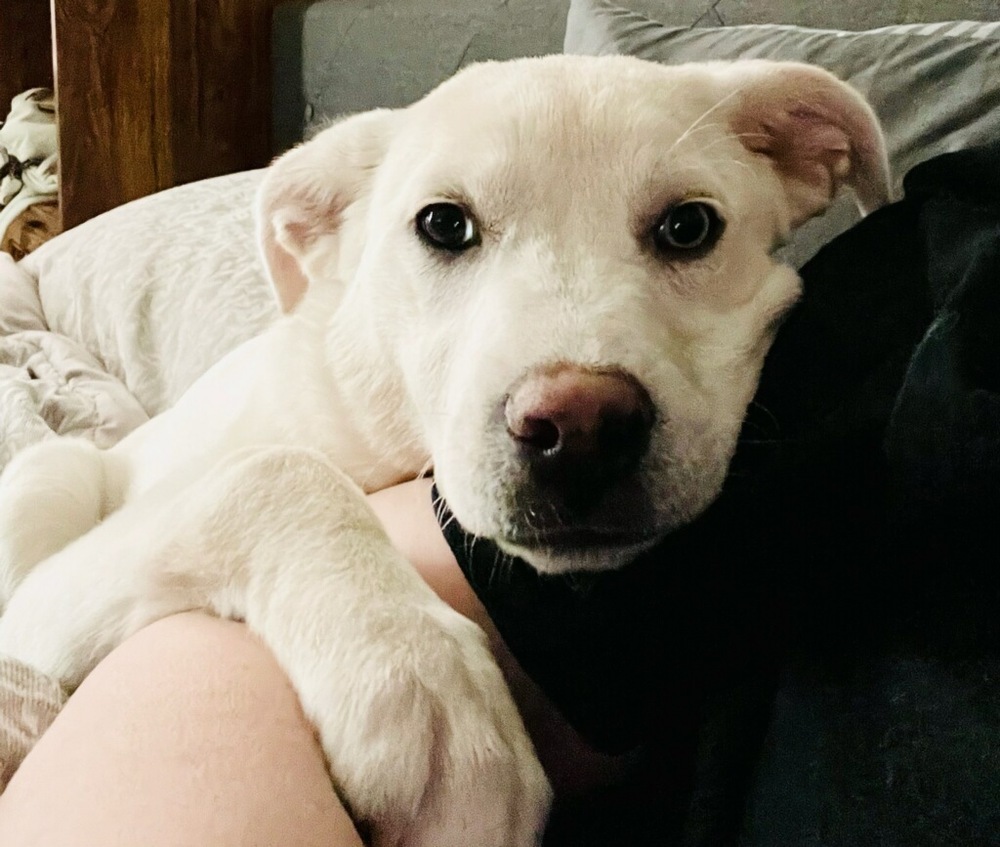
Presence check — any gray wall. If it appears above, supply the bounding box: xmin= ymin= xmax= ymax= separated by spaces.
xmin=272 ymin=0 xmax=1000 ymax=153
xmin=272 ymin=0 xmax=572 ymax=152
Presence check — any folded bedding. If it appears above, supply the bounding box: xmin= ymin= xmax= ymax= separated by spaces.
xmin=0 ymin=170 xmax=278 ymax=475
xmin=20 ymin=170 xmax=276 ymax=417
xmin=0 ymin=254 xmax=147 ymax=472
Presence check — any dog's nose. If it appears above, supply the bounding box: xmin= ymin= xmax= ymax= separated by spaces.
xmin=505 ymin=365 xmax=654 ymax=485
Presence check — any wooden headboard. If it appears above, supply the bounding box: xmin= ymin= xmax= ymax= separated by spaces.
xmin=2 ymin=0 xmax=282 ymax=233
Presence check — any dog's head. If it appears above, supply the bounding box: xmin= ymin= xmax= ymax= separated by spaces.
xmin=257 ymin=56 xmax=890 ymax=574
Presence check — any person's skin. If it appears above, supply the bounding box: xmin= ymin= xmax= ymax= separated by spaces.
xmin=0 ymin=478 xmax=635 ymax=845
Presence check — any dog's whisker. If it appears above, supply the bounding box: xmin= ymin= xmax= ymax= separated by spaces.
xmin=665 ymin=87 xmax=745 ymax=159
xmin=439 ymin=515 xmax=461 ymax=538
xmin=431 ymin=496 xmax=452 ymax=530
xmin=747 ymin=400 xmax=781 ymax=435
xmin=684 ymin=135 xmax=759 ymax=173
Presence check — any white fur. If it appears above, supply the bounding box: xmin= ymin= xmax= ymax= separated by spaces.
xmin=0 ymin=56 xmax=889 ymax=844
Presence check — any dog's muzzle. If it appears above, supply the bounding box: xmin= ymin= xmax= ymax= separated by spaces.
xmin=499 ymin=363 xmax=656 ymax=537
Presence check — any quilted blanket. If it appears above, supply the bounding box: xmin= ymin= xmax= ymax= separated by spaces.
xmin=0 ymin=169 xmax=278 ymax=474
xmin=0 ymin=253 xmax=148 ymax=472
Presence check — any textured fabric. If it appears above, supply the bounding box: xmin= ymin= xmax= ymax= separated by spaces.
xmin=738 ymin=140 xmax=1000 ymax=847
xmin=0 ymin=655 xmax=66 ymax=792
xmin=565 ymin=0 xmax=1000 ymax=266
xmin=434 ymin=141 xmax=1000 ymax=845
xmin=0 ymin=253 xmax=148 ymax=473
xmin=21 ymin=170 xmax=279 ymax=417
xmin=0 ymin=89 xmax=58 ymax=248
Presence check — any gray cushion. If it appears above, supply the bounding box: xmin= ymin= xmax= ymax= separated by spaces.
xmin=565 ymin=0 xmax=1000 ymax=265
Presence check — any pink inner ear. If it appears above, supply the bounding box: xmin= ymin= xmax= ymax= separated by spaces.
xmin=267 ymin=244 xmax=309 ymax=314
xmin=741 ymin=106 xmax=853 ymax=214
xmin=264 ymin=195 xmax=345 ymax=314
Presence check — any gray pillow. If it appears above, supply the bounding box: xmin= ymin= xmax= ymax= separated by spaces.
xmin=564 ymin=0 xmax=1000 ymax=265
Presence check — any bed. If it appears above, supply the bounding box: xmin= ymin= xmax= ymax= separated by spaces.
xmin=2 ymin=1 xmax=1000 ymax=843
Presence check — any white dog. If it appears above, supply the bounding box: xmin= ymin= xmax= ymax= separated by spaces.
xmin=0 ymin=56 xmax=889 ymax=845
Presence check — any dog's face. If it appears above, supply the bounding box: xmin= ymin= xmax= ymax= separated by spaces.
xmin=259 ymin=56 xmax=889 ymax=574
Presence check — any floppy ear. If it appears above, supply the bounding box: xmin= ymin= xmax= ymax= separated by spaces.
xmin=720 ymin=61 xmax=891 ymax=227
xmin=256 ymin=109 xmax=399 ymax=313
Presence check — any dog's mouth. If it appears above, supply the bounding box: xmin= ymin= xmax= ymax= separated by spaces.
xmin=505 ymin=526 xmax=655 ymax=549
xmin=495 ymin=525 xmax=662 ymax=574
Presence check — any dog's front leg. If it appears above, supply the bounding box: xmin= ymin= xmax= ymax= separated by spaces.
xmin=0 ymin=447 xmax=550 ymax=846
xmin=209 ymin=448 xmax=551 ymax=847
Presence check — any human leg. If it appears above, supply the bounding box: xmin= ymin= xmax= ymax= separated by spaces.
xmin=0 ymin=612 xmax=362 ymax=847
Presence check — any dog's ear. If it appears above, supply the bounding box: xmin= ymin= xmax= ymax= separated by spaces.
xmin=720 ymin=61 xmax=891 ymax=227
xmin=256 ymin=109 xmax=399 ymax=313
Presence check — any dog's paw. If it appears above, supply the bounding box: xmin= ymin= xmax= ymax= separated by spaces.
xmin=311 ymin=603 xmax=551 ymax=847
xmin=0 ymin=439 xmax=109 ymax=608
xmin=168 ymin=446 xmax=550 ymax=844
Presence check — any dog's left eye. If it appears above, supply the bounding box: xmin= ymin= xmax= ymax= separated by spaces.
xmin=416 ymin=203 xmax=479 ymax=252
xmin=652 ymin=201 xmax=723 ymax=254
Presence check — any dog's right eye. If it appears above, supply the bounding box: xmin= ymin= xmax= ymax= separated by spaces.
xmin=652 ymin=201 xmax=723 ymax=255
xmin=415 ymin=203 xmax=479 ymax=252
